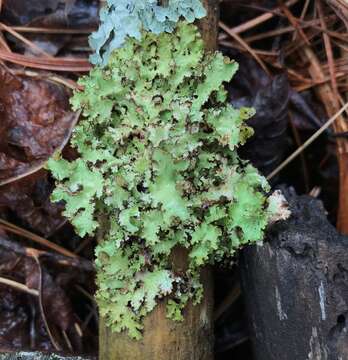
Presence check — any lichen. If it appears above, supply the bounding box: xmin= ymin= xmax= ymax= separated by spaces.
xmin=89 ymin=0 xmax=206 ymax=66
xmin=48 ymin=22 xmax=279 ymax=339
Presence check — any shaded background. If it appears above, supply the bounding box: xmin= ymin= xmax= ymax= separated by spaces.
xmin=0 ymin=0 xmax=347 ymax=358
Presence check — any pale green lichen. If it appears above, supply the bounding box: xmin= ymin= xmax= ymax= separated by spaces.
xmin=48 ymin=22 xmax=278 ymax=339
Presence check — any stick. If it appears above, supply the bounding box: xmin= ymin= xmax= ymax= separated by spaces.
xmin=267 ymin=102 xmax=348 ymax=180
xmin=0 ymin=276 xmax=39 ymax=296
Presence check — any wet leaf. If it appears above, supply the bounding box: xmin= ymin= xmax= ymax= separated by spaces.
xmin=0 ymin=68 xmax=76 ymax=185
xmin=0 ymin=170 xmax=65 ymax=236
xmin=1 ymin=0 xmax=98 ymax=28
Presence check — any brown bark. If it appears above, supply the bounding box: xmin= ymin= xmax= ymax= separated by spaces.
xmin=99 ymin=246 xmax=214 ymax=360
xmin=198 ymin=0 xmax=220 ymax=51
xmin=100 ymin=268 xmax=214 ymax=360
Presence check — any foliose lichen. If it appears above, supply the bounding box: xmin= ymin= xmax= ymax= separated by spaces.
xmin=89 ymin=0 xmax=206 ymax=66
xmin=48 ymin=22 xmax=279 ymax=339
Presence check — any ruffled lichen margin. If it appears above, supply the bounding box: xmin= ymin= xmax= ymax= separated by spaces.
xmin=88 ymin=0 xmax=207 ymax=66
xmin=48 ymin=8 xmax=285 ymax=340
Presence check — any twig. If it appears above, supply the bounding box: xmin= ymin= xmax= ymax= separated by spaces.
xmin=0 ymin=31 xmax=11 ymax=52
xmin=0 ymin=219 xmax=77 ymax=258
xmin=0 ymin=276 xmax=39 ymax=296
xmin=278 ymin=0 xmax=310 ymax=46
xmin=62 ymin=330 xmax=73 ymax=352
xmin=12 ymin=69 xmax=81 ymax=90
xmin=82 ymin=304 xmax=99 ymax=332
xmin=0 ymin=229 xmax=94 ymax=272
xmin=243 ymin=17 xmax=331 ymax=43
xmin=228 ymin=0 xmax=300 ymax=35
xmin=295 ymin=72 xmax=347 ymax=92
xmin=318 ymin=1 xmax=339 ymax=99
xmin=219 ymin=21 xmax=270 ymax=75
xmin=10 ymin=26 xmax=95 ymax=34
xmin=74 ymin=236 xmax=95 ymax=255
xmin=0 ymin=49 xmax=91 ymax=72
xmin=0 ymin=23 xmax=54 ymax=58
xmin=289 ymin=112 xmax=310 ymax=192
xmin=75 ymin=285 xmax=96 ymax=304
xmin=81 ymin=308 xmax=95 ymax=331
xmin=292 ymin=0 xmax=311 ymax=41
xmin=74 ymin=322 xmax=83 ymax=337
xmin=301 ymin=27 xmax=348 ymax=233
xmin=214 ymin=282 xmax=241 ymax=321
xmin=29 ymin=249 xmax=62 ymax=351
xmin=285 ymin=25 xmax=325 ymax=57
xmin=219 ymin=40 xmax=279 ymax=56
xmin=267 ymin=102 xmax=348 ymax=180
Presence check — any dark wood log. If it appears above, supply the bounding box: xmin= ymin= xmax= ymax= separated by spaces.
xmin=240 ymin=188 xmax=348 ymax=360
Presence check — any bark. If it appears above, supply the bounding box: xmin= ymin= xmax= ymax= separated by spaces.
xmin=99 ymin=246 xmax=214 ymax=359
xmin=198 ymin=0 xmax=219 ymax=51
xmin=240 ymin=189 xmax=348 ymax=360
xmin=100 ymin=268 xmax=214 ymax=360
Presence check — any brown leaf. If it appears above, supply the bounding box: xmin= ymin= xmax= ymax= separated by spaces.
xmin=2 ymin=0 xmax=98 ymax=28
xmin=0 ymin=170 xmax=65 ymax=236
xmin=0 ymin=67 xmax=76 ymax=184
